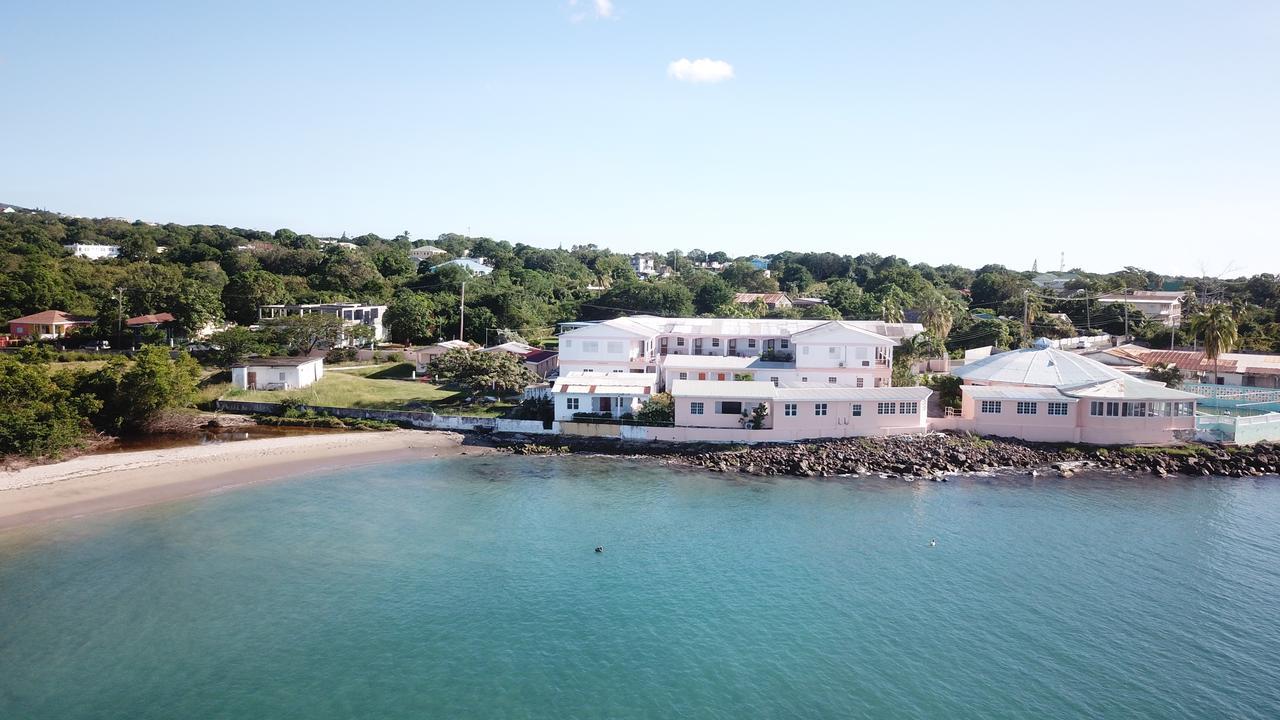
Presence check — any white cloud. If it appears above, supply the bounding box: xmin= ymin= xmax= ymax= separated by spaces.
xmin=567 ymin=0 xmax=614 ymax=21
xmin=667 ymin=58 xmax=735 ymax=83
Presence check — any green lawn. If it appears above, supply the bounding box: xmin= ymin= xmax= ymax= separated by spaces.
xmin=224 ymin=363 xmax=516 ymax=416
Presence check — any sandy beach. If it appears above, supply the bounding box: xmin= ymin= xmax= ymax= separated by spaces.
xmin=0 ymin=430 xmax=493 ymax=530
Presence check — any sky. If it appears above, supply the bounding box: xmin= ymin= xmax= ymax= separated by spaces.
xmin=2 ymin=1 xmax=1277 ymax=277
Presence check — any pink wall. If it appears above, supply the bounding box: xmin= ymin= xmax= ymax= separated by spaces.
xmin=673 ymin=396 xmax=926 ymax=439
xmin=952 ymin=394 xmax=1195 ymax=445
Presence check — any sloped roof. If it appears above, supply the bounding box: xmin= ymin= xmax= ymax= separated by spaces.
xmin=8 ymin=310 xmax=95 ymax=325
xmin=232 ymin=356 xmax=323 ymax=368
xmin=953 ymin=346 xmax=1128 ymax=387
xmin=790 ymin=320 xmax=897 ymax=345
xmin=1061 ymin=376 xmax=1200 ymax=401
xmin=126 ymin=312 xmax=176 ymax=327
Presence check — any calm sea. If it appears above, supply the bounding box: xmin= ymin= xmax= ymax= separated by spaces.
xmin=2 ymin=457 xmax=1278 ymax=719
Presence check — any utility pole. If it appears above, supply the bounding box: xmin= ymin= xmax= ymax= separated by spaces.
xmin=1123 ymin=302 xmax=1129 ymax=340
xmin=115 ymin=287 xmax=124 ymax=349
xmin=1023 ymin=290 xmax=1031 ymax=338
xmin=458 ymin=281 xmax=467 ymax=342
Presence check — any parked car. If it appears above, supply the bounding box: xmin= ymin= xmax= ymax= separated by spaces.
xmin=87 ymin=340 xmax=111 ymax=351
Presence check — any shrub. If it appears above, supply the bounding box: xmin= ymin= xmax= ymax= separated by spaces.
xmin=325 ymin=347 xmax=359 ymax=364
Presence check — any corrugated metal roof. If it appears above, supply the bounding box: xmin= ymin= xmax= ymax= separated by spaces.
xmin=1062 ymin=376 xmax=1201 ymax=401
xmin=962 ymin=386 xmax=1072 ymax=400
xmin=953 ymin=347 xmax=1127 ymax=387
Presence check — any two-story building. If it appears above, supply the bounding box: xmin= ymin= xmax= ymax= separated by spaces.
xmin=257 ymin=303 xmax=388 ymax=346
xmin=1095 ymin=290 xmax=1184 ymax=328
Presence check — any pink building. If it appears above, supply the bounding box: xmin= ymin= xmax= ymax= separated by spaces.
xmin=941 ymin=339 xmax=1198 ymax=445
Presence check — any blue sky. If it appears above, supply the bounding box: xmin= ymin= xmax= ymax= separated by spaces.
xmin=2 ymin=1 xmax=1277 ymax=276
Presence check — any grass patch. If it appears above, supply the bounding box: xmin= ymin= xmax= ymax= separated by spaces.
xmin=224 ymin=366 xmax=517 ymax=416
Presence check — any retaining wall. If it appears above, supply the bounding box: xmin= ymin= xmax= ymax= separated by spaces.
xmin=215 ymin=400 xmax=557 ymax=435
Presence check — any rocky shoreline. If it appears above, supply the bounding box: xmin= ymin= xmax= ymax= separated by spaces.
xmin=501 ymin=432 xmax=1280 ymax=479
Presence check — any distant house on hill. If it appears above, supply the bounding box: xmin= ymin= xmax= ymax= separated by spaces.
xmin=1032 ymin=272 xmax=1079 ymax=290
xmin=733 ymin=292 xmax=792 ymax=310
xmin=257 ymin=303 xmax=388 ymax=345
xmin=64 ymin=243 xmax=120 ymax=260
xmin=748 ymin=257 xmax=770 ymax=271
xmin=630 ymin=255 xmax=657 ymax=278
xmin=1095 ymin=290 xmax=1185 ymax=328
xmin=125 ymin=312 xmax=178 ymax=346
xmin=7 ymin=310 xmax=96 ymax=340
xmin=434 ymin=257 xmax=493 ymax=276
xmin=409 ymin=244 xmax=446 ymax=264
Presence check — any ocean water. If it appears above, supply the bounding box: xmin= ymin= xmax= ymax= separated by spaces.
xmin=2 ymin=458 xmax=1279 ymax=719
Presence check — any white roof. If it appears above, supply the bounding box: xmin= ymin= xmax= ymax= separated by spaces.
xmin=552 ymin=371 xmax=657 ymax=396
xmin=669 ymin=380 xmax=777 ymax=399
xmin=962 ymin=386 xmax=1074 ymax=401
xmin=659 ymin=355 xmax=793 ymax=370
xmin=669 ymin=380 xmax=932 ymax=403
xmin=774 ymin=386 xmax=932 ymax=402
xmin=790 ymin=321 xmax=897 ymax=345
xmin=561 ymin=316 xmax=924 ymax=341
xmin=1061 ymin=376 xmax=1200 ymax=401
xmin=953 ymin=345 xmax=1128 ymax=387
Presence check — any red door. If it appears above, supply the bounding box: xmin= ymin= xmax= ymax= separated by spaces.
xmin=247 ymin=371 xmax=257 ymax=389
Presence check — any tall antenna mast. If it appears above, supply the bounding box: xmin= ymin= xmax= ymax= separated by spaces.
xmin=1059 ymin=252 xmax=1065 ymax=272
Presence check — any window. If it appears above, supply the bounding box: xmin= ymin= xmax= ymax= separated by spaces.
xmin=1047 ymin=402 xmax=1069 ymax=416
xmin=828 ymin=377 xmax=837 ymax=384
xmin=900 ymin=402 xmax=919 ymax=415
xmin=1132 ymin=402 xmax=1148 ymax=417
xmin=583 ymin=341 xmax=599 ymax=353
xmin=748 ymin=339 xmax=757 ymax=348
xmin=780 ymin=339 xmax=789 ymax=349
xmin=1106 ymin=402 xmax=1120 ymax=417
xmin=980 ymin=400 xmax=1002 ymax=414
xmin=801 ymin=377 xmax=808 ymax=383
xmin=678 ymin=372 xmax=688 ymax=380
xmin=278 ymin=372 xmax=286 ymax=381
xmin=606 ymin=341 xmax=624 ymax=354
xmin=719 ymin=401 xmax=743 ymax=415
xmin=1016 ymin=402 xmax=1038 ymax=415
xmin=711 ymin=338 xmax=721 ymax=348
xmin=566 ymin=398 xmax=580 ymax=410
xmin=676 ymin=337 xmax=685 ymax=347
xmin=690 ymin=402 xmax=704 ymax=415
xmin=856 ymin=378 xmax=865 ymax=388
xmin=563 ymin=339 xmax=573 ymax=349
xmin=802 ymin=346 xmax=810 ymax=355
xmin=769 ymin=377 xmax=779 ymax=386
xmin=828 ymin=346 xmax=839 ymax=357
xmin=1091 ymin=401 xmax=1104 ymax=416
xmin=851 ymin=404 xmax=862 ymax=416
xmin=877 ymin=402 xmax=896 ymax=415
xmin=784 ymin=403 xmax=797 ymax=417
xmin=814 ymin=403 xmax=828 ymax=416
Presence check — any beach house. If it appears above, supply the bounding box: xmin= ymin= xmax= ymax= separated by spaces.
xmin=940 ymin=339 xmax=1199 ymax=444
xmin=7 ymin=310 xmax=96 ymax=340
xmin=553 ymin=316 xmax=929 ymax=441
xmin=231 ymin=357 xmax=324 ymax=391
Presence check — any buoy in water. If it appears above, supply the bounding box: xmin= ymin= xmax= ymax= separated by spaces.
xmin=595 ymin=546 xmax=604 ymax=553
xmin=928 ymin=539 xmax=937 ymax=547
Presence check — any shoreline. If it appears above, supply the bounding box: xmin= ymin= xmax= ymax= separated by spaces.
xmin=0 ymin=430 xmax=494 ymax=531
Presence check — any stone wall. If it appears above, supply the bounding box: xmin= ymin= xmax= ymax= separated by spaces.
xmin=214 ymin=400 xmax=556 ymax=435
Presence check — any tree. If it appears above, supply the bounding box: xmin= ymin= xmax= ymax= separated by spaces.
xmin=634 ymin=393 xmax=674 ymax=425
xmin=748 ymin=402 xmax=769 ymax=430
xmin=879 ymin=286 xmax=909 ymax=323
xmin=0 ymin=357 xmax=97 ymax=456
xmin=384 ymin=290 xmax=437 ymax=344
xmin=1147 ymin=363 xmax=1184 ymax=389
xmin=916 ymin=291 xmax=956 ymax=357
xmin=207 ymin=326 xmax=277 ymax=368
xmin=585 ymin=280 xmax=694 ymax=319
xmin=1192 ymin=304 xmax=1239 ymax=384
xmin=268 ymin=313 xmax=346 ymax=355
xmin=222 ymin=270 xmax=290 ymax=325
xmin=427 ymin=349 xmax=537 ymax=395
xmin=692 ymin=275 xmax=734 ymax=315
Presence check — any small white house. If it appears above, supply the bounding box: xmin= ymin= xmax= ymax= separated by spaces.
xmin=64 ymin=243 xmax=121 ymax=260
xmin=231 ymin=357 xmax=325 ymax=391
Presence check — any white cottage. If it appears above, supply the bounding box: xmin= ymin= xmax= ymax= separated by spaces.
xmin=232 ymin=357 xmax=325 ymax=391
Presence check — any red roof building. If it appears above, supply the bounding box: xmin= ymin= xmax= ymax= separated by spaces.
xmin=7 ymin=310 xmax=96 ymax=340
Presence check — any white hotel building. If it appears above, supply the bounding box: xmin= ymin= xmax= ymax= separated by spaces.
xmin=552 ymin=316 xmax=933 ymax=441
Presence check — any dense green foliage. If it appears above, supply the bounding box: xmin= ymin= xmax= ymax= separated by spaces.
xmin=0 ymin=347 xmax=203 ymax=457
xmin=426 ymin=349 xmax=538 ymax=395
xmin=6 ymin=210 xmax=1280 ymax=357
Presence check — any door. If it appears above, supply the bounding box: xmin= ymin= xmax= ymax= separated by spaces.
xmin=247 ymin=371 xmax=257 ymax=389
xmin=598 ymin=397 xmax=613 ymax=413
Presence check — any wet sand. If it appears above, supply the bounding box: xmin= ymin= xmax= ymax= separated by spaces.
xmin=0 ymin=431 xmax=494 ymax=530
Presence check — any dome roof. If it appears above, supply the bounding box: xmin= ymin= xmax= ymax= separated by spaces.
xmin=953 ymin=346 xmax=1128 ymax=388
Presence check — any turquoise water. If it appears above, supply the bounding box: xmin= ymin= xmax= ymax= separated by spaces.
xmin=2 ymin=458 xmax=1279 ymax=719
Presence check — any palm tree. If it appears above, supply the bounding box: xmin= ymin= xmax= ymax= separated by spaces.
xmin=1192 ymin=303 xmax=1238 ymax=384
xmin=880 ymin=287 xmax=908 ymax=323
xmin=917 ymin=291 xmax=956 ymax=358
